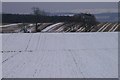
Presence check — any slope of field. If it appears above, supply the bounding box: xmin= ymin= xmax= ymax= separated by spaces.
xmin=1 ymin=22 xmax=119 ymax=33
xmin=2 ymin=32 xmax=118 ymax=78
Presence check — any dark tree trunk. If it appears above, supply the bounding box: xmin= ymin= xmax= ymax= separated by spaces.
xmin=35 ymin=22 xmax=38 ymax=32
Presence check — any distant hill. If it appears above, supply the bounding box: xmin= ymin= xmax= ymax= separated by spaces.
xmin=94 ymin=13 xmax=118 ymax=22
xmin=51 ymin=12 xmax=118 ymax=22
xmin=2 ymin=12 xmax=118 ymax=23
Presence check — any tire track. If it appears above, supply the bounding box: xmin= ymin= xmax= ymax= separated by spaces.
xmin=25 ymin=34 xmax=33 ymax=51
xmin=69 ymin=49 xmax=86 ymax=79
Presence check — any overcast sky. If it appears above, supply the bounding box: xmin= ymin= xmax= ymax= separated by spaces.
xmin=2 ymin=2 xmax=118 ymax=14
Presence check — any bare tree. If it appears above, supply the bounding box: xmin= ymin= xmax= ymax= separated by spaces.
xmin=32 ymin=7 xmax=47 ymax=32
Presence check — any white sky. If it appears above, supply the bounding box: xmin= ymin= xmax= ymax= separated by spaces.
xmin=2 ymin=2 xmax=118 ymax=14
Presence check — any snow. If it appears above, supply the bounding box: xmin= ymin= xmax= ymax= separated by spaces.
xmin=0 ymin=23 xmax=22 ymax=28
xmin=0 ymin=34 xmax=2 ymax=80
xmin=1 ymin=32 xmax=118 ymax=78
xmin=42 ymin=23 xmax=63 ymax=32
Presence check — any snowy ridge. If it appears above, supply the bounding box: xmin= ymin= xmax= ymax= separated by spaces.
xmin=0 ymin=23 xmax=22 ymax=28
xmin=42 ymin=23 xmax=63 ymax=32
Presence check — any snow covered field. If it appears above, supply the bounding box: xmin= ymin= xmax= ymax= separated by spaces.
xmin=1 ymin=32 xmax=118 ymax=78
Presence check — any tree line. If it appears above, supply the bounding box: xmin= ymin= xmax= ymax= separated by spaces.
xmin=2 ymin=7 xmax=96 ymax=23
xmin=2 ymin=14 xmax=94 ymax=23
